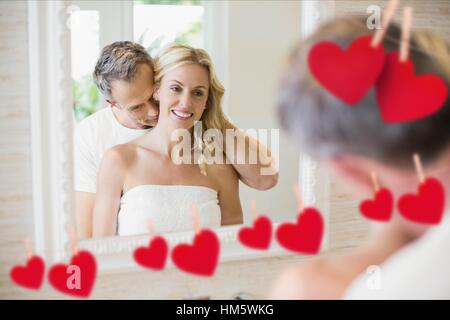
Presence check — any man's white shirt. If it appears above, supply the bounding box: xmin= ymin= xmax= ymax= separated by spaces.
xmin=344 ymin=213 xmax=450 ymax=299
xmin=74 ymin=107 xmax=150 ymax=193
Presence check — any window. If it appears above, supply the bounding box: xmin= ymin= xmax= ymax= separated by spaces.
xmin=134 ymin=0 xmax=204 ymax=56
xmin=70 ymin=9 xmax=102 ymax=121
xmin=70 ymin=0 xmax=204 ymax=122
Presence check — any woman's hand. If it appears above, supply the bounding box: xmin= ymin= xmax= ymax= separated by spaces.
xmin=222 ymin=119 xmax=279 ymax=191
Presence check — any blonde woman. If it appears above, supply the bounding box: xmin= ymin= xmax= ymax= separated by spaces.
xmin=93 ymin=44 xmax=243 ymax=237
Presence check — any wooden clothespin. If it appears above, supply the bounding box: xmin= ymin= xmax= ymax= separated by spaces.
xmin=68 ymin=225 xmax=79 ymax=256
xmin=24 ymin=238 xmax=34 ymax=260
xmin=413 ymin=153 xmax=426 ymax=184
xmin=192 ymin=205 xmax=201 ymax=235
xmin=147 ymin=219 xmax=155 ymax=240
xmin=370 ymin=171 xmax=381 ymax=193
xmin=293 ymin=183 xmax=304 ymax=212
xmin=371 ymin=0 xmax=400 ymax=48
xmin=400 ymin=7 xmax=413 ymax=62
xmin=250 ymin=199 xmax=260 ymax=221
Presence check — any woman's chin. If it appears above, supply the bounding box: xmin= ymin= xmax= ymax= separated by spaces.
xmin=169 ymin=114 xmax=198 ymax=128
xmin=165 ymin=120 xmax=194 ymax=132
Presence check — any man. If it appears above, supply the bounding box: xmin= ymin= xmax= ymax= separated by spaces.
xmin=269 ymin=16 xmax=450 ymax=299
xmin=75 ymin=41 xmax=278 ymax=238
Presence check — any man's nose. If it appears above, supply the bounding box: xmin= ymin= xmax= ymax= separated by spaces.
xmin=145 ymin=101 xmax=159 ymax=117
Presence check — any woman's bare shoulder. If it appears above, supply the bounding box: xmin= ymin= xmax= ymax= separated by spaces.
xmin=101 ymin=144 xmax=138 ymax=170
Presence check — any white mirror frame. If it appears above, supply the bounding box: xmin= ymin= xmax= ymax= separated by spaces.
xmin=28 ymin=0 xmax=333 ymax=273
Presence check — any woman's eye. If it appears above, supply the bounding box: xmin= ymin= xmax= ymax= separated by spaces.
xmin=170 ymin=86 xmax=180 ymax=92
xmin=194 ymin=91 xmax=204 ymax=97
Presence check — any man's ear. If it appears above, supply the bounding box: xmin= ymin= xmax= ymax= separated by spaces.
xmin=153 ymin=85 xmax=160 ymax=101
xmin=326 ymin=155 xmax=377 ymax=197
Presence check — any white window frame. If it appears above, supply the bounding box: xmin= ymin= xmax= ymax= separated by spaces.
xmin=71 ymin=0 xmax=210 ymax=57
xmin=71 ymin=0 xmax=134 ymax=49
xmin=203 ymin=0 xmax=229 ymax=112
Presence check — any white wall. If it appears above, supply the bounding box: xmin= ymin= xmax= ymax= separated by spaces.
xmin=224 ymin=1 xmax=302 ymax=223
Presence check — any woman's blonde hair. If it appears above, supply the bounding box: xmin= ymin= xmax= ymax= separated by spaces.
xmin=154 ymin=43 xmax=227 ymax=132
xmin=278 ymin=16 xmax=450 ymax=168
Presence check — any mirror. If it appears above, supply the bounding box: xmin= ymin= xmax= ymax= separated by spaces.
xmin=29 ymin=0 xmax=331 ymax=269
xmin=70 ymin=0 xmax=308 ymax=240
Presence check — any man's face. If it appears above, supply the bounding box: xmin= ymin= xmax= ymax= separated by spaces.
xmin=109 ymin=63 xmax=159 ymax=129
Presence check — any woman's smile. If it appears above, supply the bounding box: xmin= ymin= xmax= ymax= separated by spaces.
xmin=171 ymin=108 xmax=194 ymax=120
xmin=155 ymin=63 xmax=210 ymax=127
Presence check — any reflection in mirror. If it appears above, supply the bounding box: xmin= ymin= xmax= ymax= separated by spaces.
xmin=71 ymin=0 xmax=301 ymax=241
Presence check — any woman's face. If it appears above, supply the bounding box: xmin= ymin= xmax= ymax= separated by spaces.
xmin=155 ymin=63 xmax=209 ymax=130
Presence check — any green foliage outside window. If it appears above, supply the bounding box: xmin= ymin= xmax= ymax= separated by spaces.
xmin=73 ymin=74 xmax=102 ymax=122
xmin=174 ymin=20 xmax=202 ymax=46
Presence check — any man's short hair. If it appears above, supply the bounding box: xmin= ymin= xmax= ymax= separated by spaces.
xmin=93 ymin=41 xmax=153 ymax=99
xmin=277 ymin=16 xmax=450 ymax=168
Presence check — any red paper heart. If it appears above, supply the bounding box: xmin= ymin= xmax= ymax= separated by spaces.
xmin=10 ymin=256 xmax=45 ymax=290
xmin=308 ymin=35 xmax=385 ymax=105
xmin=133 ymin=236 xmax=168 ymax=270
xmin=238 ymin=216 xmax=272 ymax=250
xmin=360 ymin=188 xmax=394 ymax=222
xmin=398 ymin=178 xmax=446 ymax=225
xmin=48 ymin=250 xmax=97 ymax=298
xmin=171 ymin=229 xmax=220 ymax=277
xmin=276 ymin=208 xmax=324 ymax=255
xmin=376 ymin=52 xmax=448 ymax=123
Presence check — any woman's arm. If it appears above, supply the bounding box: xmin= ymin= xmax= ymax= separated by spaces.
xmin=92 ymin=147 xmax=127 ymax=237
xmin=75 ymin=192 xmax=96 ymax=238
xmin=222 ymin=119 xmax=279 ymax=191
xmin=209 ymin=164 xmax=244 ymax=226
